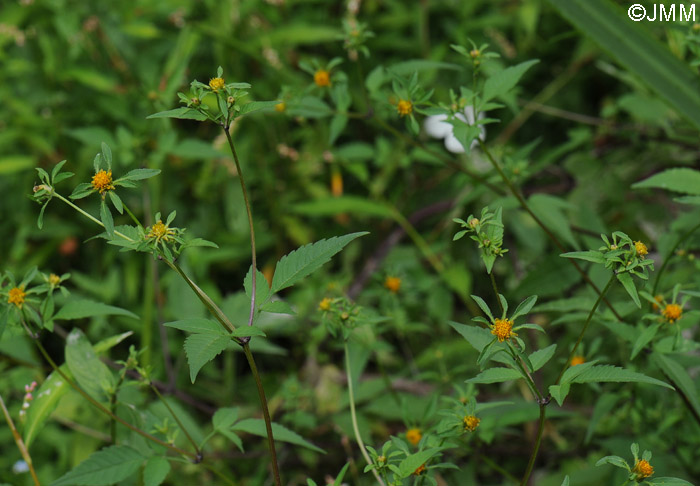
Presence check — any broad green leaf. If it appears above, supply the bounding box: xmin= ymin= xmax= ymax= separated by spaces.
xmin=388 ymin=59 xmax=462 ymax=76
xmin=566 ymin=364 xmax=673 ymax=389
xmin=65 ymin=329 xmax=116 ymax=403
xmin=100 ymin=199 xmax=114 ymax=238
xmin=560 ymin=251 xmax=605 ymax=264
xmin=230 ymin=326 xmax=266 ymax=338
xmin=146 ymin=107 xmax=207 ymax=121
xmin=617 ymin=272 xmax=640 ymax=308
xmin=54 ymin=299 xmax=138 ymax=320
xmin=329 ymin=114 xmax=348 ymax=145
xmin=24 ymin=368 xmax=71 ymax=447
xmin=270 ymin=232 xmax=368 ymax=293
xmin=212 ymin=407 xmax=239 ymax=431
xmin=648 ymin=479 xmax=695 ymax=486
xmin=548 ymin=383 xmax=571 ymax=406
xmin=50 ymin=445 xmax=143 ymax=486
xmin=631 ymin=323 xmax=661 ymax=359
xmin=292 ymin=197 xmax=393 ymax=218
xmin=547 ymin=0 xmax=700 ymax=130
xmin=529 ymin=344 xmax=557 ymax=372
xmin=101 ymin=142 xmax=112 ymax=166
xmin=108 ymin=191 xmax=123 ymax=214
xmin=238 ymin=100 xmax=280 ymax=117
xmin=511 ymin=295 xmax=537 ymax=320
xmin=561 ymin=476 xmax=570 ymax=486
xmin=244 ymin=267 xmax=271 ymax=307
xmin=482 ymin=60 xmax=539 ymax=102
xmin=93 ymin=331 xmax=134 ymax=354
xmin=143 ymin=456 xmax=170 ymax=486
xmin=397 ymin=448 xmax=442 ymax=477
xmin=594 ymin=455 xmax=629 ymax=469
xmin=470 ymin=295 xmax=494 ymax=322
xmin=232 ymin=419 xmax=325 ymax=454
xmin=466 ymin=367 xmax=523 ymax=384
xmin=652 ymin=352 xmax=700 ymax=420
xmin=260 ymin=300 xmax=295 ymax=315
xmin=184 ymin=334 xmax=231 ymax=383
xmin=632 ymin=168 xmax=700 ymax=196
xmin=119 ymin=168 xmax=161 ymax=181
xmin=164 ymin=318 xmax=227 ymax=335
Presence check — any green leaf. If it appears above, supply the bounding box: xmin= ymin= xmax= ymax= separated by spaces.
xmin=101 ymin=142 xmax=112 ymax=166
xmin=561 ymin=476 xmax=570 ymax=486
xmin=261 ymin=300 xmax=295 ymax=315
xmin=511 ymin=295 xmax=537 ymax=321
xmin=51 ymin=446 xmax=143 ymax=485
xmin=329 ymin=114 xmax=348 ymax=145
xmin=529 ymin=344 xmax=557 ymax=372
xmin=470 ymin=295 xmax=494 ymax=322
xmin=164 ymin=318 xmax=227 ymax=335
xmin=100 ymin=199 xmax=114 ymax=238
xmin=143 ymin=456 xmax=170 ymax=486
xmin=54 ymin=299 xmax=138 ymax=320
xmin=109 ymin=191 xmax=124 ymax=214
xmin=270 ymin=232 xmax=368 ymax=293
xmin=652 ymin=352 xmax=700 ymax=420
xmin=212 ymin=407 xmax=239 ymax=431
xmin=548 ymin=383 xmax=571 ymax=406
xmin=565 ymin=364 xmax=673 ymax=389
xmin=397 ymin=448 xmax=442 ymax=477
xmin=232 ymin=419 xmax=325 ymax=454
xmin=547 ymin=0 xmax=700 ymax=131
xmin=65 ymin=329 xmax=116 ymax=403
xmin=230 ymin=326 xmax=266 ymax=338
xmin=560 ymin=251 xmax=605 ymax=264
xmin=119 ymin=168 xmax=161 ymax=181
xmin=24 ymin=368 xmax=71 ymax=447
xmin=292 ymin=197 xmax=393 ymax=218
xmin=617 ymin=272 xmax=640 ymax=308
xmin=146 ymin=107 xmax=207 ymax=121
xmin=482 ymin=60 xmax=539 ymax=102
xmin=93 ymin=331 xmax=134 ymax=354
xmin=466 ymin=367 xmax=523 ymax=384
xmin=184 ymin=334 xmax=231 ymax=383
xmin=647 ymin=479 xmax=695 ymax=486
xmin=244 ymin=267 xmax=271 ymax=308
xmin=631 ymin=323 xmax=661 ymax=359
xmin=238 ymin=100 xmax=280 ymax=117
xmin=632 ymin=168 xmax=700 ymax=196
xmin=594 ymin=455 xmax=629 ymax=469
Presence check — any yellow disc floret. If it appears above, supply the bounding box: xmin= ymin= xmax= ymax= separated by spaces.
xmin=413 ymin=464 xmax=426 ymax=476
xmin=384 ymin=276 xmax=401 ymax=294
xmin=318 ymin=297 xmax=332 ymax=311
xmin=275 ymin=102 xmax=286 ymax=112
xmin=49 ymin=274 xmax=61 ymax=286
xmin=570 ymin=355 xmax=585 ymax=367
xmin=662 ymin=303 xmax=682 ymax=323
xmin=314 ymin=69 xmax=331 ymax=87
xmin=209 ymin=77 xmax=225 ymax=92
xmin=463 ymin=415 xmax=480 ymax=432
xmin=91 ymin=170 xmax=114 ymax=194
xmin=491 ymin=318 xmax=516 ymax=342
xmin=634 ymin=241 xmax=648 ymax=258
xmin=405 ymin=428 xmax=422 ymax=446
xmin=8 ymin=287 xmax=26 ymax=308
xmin=632 ymin=459 xmax=654 ymax=480
xmin=147 ymin=220 xmax=175 ymax=244
xmin=397 ymin=99 xmax=413 ymax=117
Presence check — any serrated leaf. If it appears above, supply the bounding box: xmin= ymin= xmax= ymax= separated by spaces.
xmin=50 ymin=445 xmax=143 ymax=486
xmin=617 ymin=272 xmax=640 ymax=308
xmin=482 ymin=60 xmax=539 ymax=102
xmin=566 ymin=364 xmax=673 ymax=389
xmin=146 ymin=107 xmax=207 ymax=121
xmin=212 ymin=407 xmax=239 ymax=431
xmin=119 ymin=168 xmax=161 ymax=181
xmin=244 ymin=267 xmax=270 ymax=308
xmin=54 ymin=299 xmax=138 ymax=320
xmin=261 ymin=300 xmax=295 ymax=315
xmin=230 ymin=326 xmax=266 ymax=338
xmin=270 ymin=232 xmax=368 ymax=293
xmin=232 ymin=419 xmax=325 ymax=454
xmin=24 ymin=368 xmax=71 ymax=447
xmin=143 ymin=456 xmax=170 ymax=486
xmin=397 ymin=448 xmax=442 ymax=477
xmin=548 ymin=384 xmax=570 ymax=406
xmin=238 ymin=100 xmax=280 ymax=117
xmin=466 ymin=367 xmax=523 ymax=384
xmin=632 ymin=168 xmax=700 ymax=195
xmin=184 ymin=334 xmax=231 ymax=383
xmin=529 ymin=344 xmax=557 ymax=372
xmin=560 ymin=251 xmax=605 ymax=264
xmin=65 ymin=329 xmax=116 ymax=403
xmin=164 ymin=318 xmax=227 ymax=335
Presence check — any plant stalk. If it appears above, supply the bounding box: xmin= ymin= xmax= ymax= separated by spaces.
xmin=520 ymin=402 xmax=547 ymax=486
xmin=0 ymin=393 xmax=41 ymax=485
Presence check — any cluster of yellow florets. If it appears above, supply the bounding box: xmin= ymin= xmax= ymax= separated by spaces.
xmin=49 ymin=274 xmax=61 ymax=287
xmin=384 ymin=276 xmax=401 ymax=294
xmin=491 ymin=318 xmax=516 ymax=342
xmin=314 ymin=69 xmax=331 ymax=87
xmin=463 ymin=415 xmax=480 ymax=432
xmin=405 ymin=428 xmax=422 ymax=446
xmin=632 ymin=459 xmax=654 ymax=480
xmin=570 ymin=355 xmax=586 ymax=367
xmin=91 ymin=170 xmax=114 ymax=194
xmin=634 ymin=241 xmax=648 ymax=258
xmin=146 ymin=220 xmax=175 ymax=244
xmin=209 ymin=77 xmax=225 ymax=92
xmin=318 ymin=297 xmax=332 ymax=311
xmin=397 ymin=99 xmax=413 ymax=117
xmin=662 ymin=303 xmax=683 ymax=323
xmin=8 ymin=286 xmax=26 ymax=308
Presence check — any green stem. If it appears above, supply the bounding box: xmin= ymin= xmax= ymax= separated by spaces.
xmin=507 ymin=343 xmax=542 ymax=401
xmin=52 ymin=191 xmax=134 ymax=242
xmin=652 ymin=219 xmax=700 ymax=296
xmin=242 ymin=344 xmax=281 ymax=486
xmin=344 ymin=342 xmax=386 ymax=486
xmin=478 ymin=142 xmax=624 ymax=323
xmin=150 ymin=382 xmax=201 ymax=456
xmin=31 ymin=337 xmax=196 ymax=459
xmin=110 ymin=373 xmax=125 ymax=442
xmin=556 ymin=274 xmax=616 ymax=385
xmin=223 ymin=129 xmax=258 ymax=331
xmin=0 ymin=393 xmax=41 ymax=486
xmin=122 ymin=202 xmax=144 ymax=229
xmin=490 ymin=272 xmax=503 ymax=314
xmin=520 ymin=403 xmax=547 ymax=486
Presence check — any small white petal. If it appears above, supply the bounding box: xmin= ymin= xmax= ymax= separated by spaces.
xmin=423 ymin=114 xmax=452 ymax=139
xmin=444 ymin=134 xmax=466 ymax=153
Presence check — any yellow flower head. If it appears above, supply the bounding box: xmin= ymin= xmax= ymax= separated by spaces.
xmin=570 ymin=355 xmax=585 ymax=367
xmin=634 ymin=241 xmax=648 ymax=258
xmin=209 ymin=77 xmax=225 ymax=92
xmin=48 ymin=274 xmax=61 ymax=287
xmin=652 ymin=294 xmax=663 ymax=310
xmin=275 ymin=102 xmax=286 ymax=112
xmin=384 ymin=276 xmax=401 ymax=294
xmin=662 ymin=303 xmax=682 ymax=323
xmin=8 ymin=287 xmax=26 ymax=308
xmin=491 ymin=318 xmax=516 ymax=342
xmin=318 ymin=297 xmax=332 ymax=311
xmin=397 ymin=99 xmax=413 ymax=117
xmin=91 ymin=170 xmax=114 ymax=194
xmin=314 ymin=69 xmax=331 ymax=87
xmin=405 ymin=428 xmax=422 ymax=446
xmin=463 ymin=415 xmax=480 ymax=432
xmin=632 ymin=459 xmax=654 ymax=480
xmin=470 ymin=49 xmax=480 ymax=58
xmin=147 ymin=220 xmax=175 ymax=244
xmin=413 ymin=464 xmax=426 ymax=476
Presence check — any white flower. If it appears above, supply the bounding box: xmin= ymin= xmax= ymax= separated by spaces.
xmin=423 ymin=107 xmax=486 ymax=153
xmin=13 ymin=460 xmax=29 ymax=474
